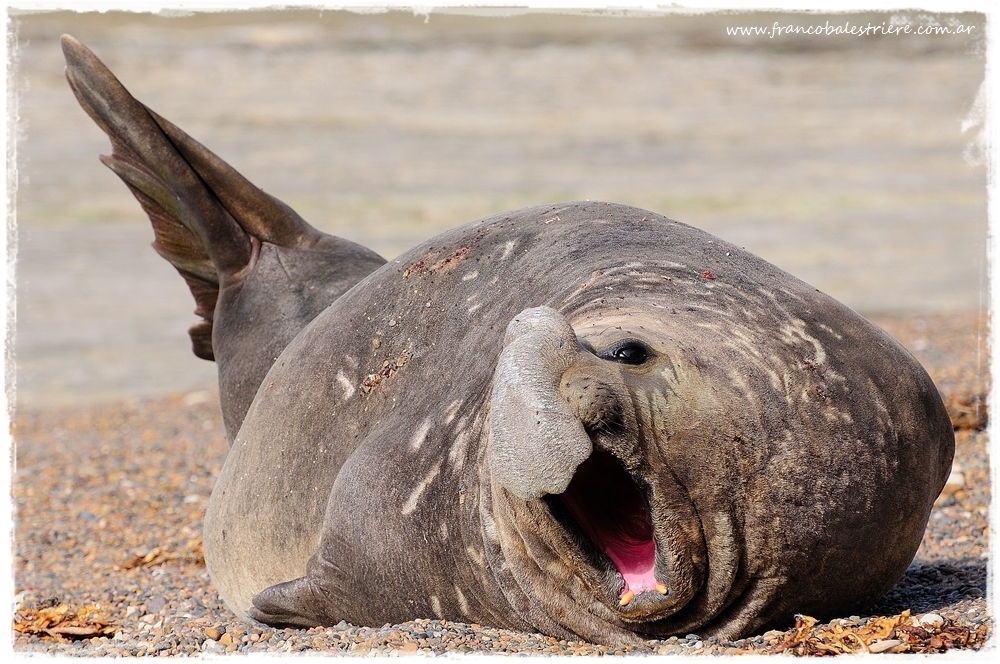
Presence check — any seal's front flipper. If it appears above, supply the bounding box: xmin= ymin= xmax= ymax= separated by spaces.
xmin=61 ymin=35 xmax=387 ymax=439
xmin=249 ymin=577 xmax=328 ymax=629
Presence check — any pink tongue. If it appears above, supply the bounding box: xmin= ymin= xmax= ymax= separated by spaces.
xmin=558 ymin=449 xmax=661 ymax=596
xmin=604 ymin=539 xmax=659 ymax=594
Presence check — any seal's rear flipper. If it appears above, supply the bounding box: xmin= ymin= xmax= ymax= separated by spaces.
xmin=249 ymin=577 xmax=328 ymax=628
xmin=61 ymin=34 xmax=252 ymax=360
xmin=61 ymin=35 xmax=386 ymax=438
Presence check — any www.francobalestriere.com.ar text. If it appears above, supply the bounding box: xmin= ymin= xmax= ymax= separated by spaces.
xmin=726 ymin=20 xmax=976 ymax=38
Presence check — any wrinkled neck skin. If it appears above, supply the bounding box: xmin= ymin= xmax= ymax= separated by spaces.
xmin=477 ymin=316 xmax=761 ymax=644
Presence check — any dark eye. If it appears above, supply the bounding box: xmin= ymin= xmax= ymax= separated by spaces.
xmin=603 ymin=340 xmax=650 ymax=365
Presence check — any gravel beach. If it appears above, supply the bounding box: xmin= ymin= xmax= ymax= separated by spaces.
xmin=8 ymin=8 xmax=990 ymax=657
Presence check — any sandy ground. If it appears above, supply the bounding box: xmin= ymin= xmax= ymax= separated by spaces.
xmin=6 ymin=7 xmax=992 ymax=656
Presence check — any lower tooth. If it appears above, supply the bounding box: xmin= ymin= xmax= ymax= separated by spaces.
xmin=619 ymin=590 xmax=635 ymax=606
xmin=656 ymin=582 xmax=668 ymax=595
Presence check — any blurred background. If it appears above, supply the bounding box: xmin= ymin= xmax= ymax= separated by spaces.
xmin=8 ymin=9 xmax=988 ymax=409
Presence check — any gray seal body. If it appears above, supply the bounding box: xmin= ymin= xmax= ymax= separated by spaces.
xmin=63 ymin=36 xmax=954 ymax=646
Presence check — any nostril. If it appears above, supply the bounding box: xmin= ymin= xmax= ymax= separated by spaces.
xmin=561 ymin=375 xmax=621 ymax=432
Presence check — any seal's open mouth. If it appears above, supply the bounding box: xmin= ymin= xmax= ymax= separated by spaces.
xmin=555 ymin=448 xmax=664 ymax=603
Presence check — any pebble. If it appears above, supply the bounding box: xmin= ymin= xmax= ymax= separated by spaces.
xmin=868 ymin=639 xmax=903 ymax=653
xmin=919 ymin=613 xmax=945 ymax=628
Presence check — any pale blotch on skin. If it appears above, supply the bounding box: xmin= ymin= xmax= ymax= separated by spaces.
xmin=780 ymin=373 xmax=794 ymax=400
xmin=726 ymin=368 xmax=751 ymax=398
xmin=764 ymin=356 xmax=784 ymax=391
xmin=726 ymin=327 xmax=766 ymax=360
xmin=343 ymin=354 xmax=359 ymax=370
xmin=461 ymin=270 xmax=479 ymax=282
xmin=443 ymin=400 xmax=463 ymax=425
xmin=336 ymin=369 xmax=355 ymax=401
xmin=401 ymin=460 xmax=442 ymax=516
xmin=440 ymin=521 xmax=449 ymax=540
xmin=481 ymin=510 xmax=500 ymax=544
xmin=780 ymin=318 xmax=827 ymax=365
xmin=867 ymin=377 xmax=893 ymax=419
xmin=695 ymin=321 xmax=723 ymax=333
xmin=822 ymin=407 xmax=854 ymax=425
xmin=454 ymin=586 xmax=471 ymax=616
xmin=466 ymin=545 xmax=485 ymax=568
xmin=429 ymin=596 xmax=444 ymax=619
xmin=817 ymin=322 xmax=844 ymax=340
xmin=500 ymin=240 xmax=517 ymax=260
xmin=409 ymin=417 xmax=434 ymax=451
xmin=447 ymin=419 xmax=472 ymax=468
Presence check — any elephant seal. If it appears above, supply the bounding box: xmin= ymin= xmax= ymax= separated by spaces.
xmin=62 ymin=35 xmax=954 ymax=645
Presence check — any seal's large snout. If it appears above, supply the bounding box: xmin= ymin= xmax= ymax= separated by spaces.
xmin=488 ymin=307 xmax=698 ymax=620
xmin=487 ymin=306 xmax=593 ymax=500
